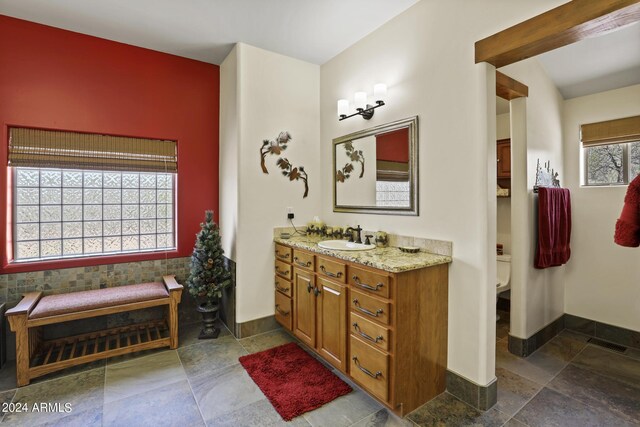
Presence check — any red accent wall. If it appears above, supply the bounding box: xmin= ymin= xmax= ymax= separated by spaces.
xmin=0 ymin=15 xmax=220 ymax=273
xmin=376 ymin=128 xmax=409 ymax=163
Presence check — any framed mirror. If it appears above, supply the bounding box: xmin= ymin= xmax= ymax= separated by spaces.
xmin=333 ymin=116 xmax=418 ymax=215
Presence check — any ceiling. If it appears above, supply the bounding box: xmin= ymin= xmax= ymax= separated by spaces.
xmin=536 ymin=21 xmax=640 ymax=99
xmin=0 ymin=0 xmax=418 ymax=65
xmin=496 ymin=21 xmax=639 ymax=112
xmin=2 ymin=1 xmax=637 ymax=96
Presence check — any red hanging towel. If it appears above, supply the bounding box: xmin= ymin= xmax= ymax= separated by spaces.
xmin=535 ymin=187 xmax=572 ymax=269
xmin=614 ymin=174 xmax=640 ymax=247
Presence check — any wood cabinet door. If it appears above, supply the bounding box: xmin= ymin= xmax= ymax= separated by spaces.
xmin=497 ymin=139 xmax=511 ymax=178
xmin=317 ymin=278 xmax=347 ymax=372
xmin=293 ymin=268 xmax=316 ymax=347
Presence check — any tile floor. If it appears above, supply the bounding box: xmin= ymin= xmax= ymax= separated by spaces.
xmin=485 ymin=311 xmax=640 ymax=427
xmin=0 ymin=314 xmax=638 ymax=426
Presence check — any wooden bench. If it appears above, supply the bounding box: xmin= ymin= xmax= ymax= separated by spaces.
xmin=6 ymin=275 xmax=183 ymax=386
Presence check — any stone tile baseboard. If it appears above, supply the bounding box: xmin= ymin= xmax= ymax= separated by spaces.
xmin=220 ymin=257 xmax=236 ymax=334
xmin=565 ymin=313 xmax=640 ymax=350
xmin=233 ymin=315 xmax=280 ymax=339
xmin=508 ymin=313 xmax=640 ymax=358
xmin=446 ymin=370 xmax=497 ymax=411
xmin=508 ymin=315 xmax=565 ymax=357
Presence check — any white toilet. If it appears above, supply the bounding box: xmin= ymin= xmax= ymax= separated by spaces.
xmin=496 ymin=254 xmax=511 ymax=295
xmin=496 ymin=254 xmax=511 ymax=321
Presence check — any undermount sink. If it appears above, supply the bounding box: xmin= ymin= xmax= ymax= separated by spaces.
xmin=317 ymin=240 xmax=376 ymax=251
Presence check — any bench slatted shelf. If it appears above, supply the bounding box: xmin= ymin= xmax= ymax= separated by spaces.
xmin=6 ymin=275 xmax=183 ymax=386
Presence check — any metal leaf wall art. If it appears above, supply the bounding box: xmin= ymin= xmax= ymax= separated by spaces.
xmin=277 ymin=158 xmax=309 ymax=198
xmin=336 ymin=141 xmax=365 ymax=183
xmin=260 ymin=131 xmax=290 ymax=174
xmin=259 ymin=131 xmax=309 ymax=198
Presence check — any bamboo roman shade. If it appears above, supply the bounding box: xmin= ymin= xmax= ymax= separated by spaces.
xmin=8 ymin=128 xmax=177 ymax=172
xmin=581 ymin=115 xmax=640 ymax=147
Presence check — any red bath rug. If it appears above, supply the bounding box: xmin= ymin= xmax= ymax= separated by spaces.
xmin=239 ymin=342 xmax=352 ymax=420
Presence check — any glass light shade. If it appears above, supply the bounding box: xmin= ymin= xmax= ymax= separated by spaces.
xmin=337 ymin=99 xmax=349 ymax=117
xmin=374 ymin=83 xmax=387 ymax=102
xmin=354 ymin=91 xmax=367 ymax=110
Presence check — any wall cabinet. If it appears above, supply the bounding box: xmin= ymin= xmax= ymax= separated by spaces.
xmin=497 ymin=138 xmax=511 ymax=178
xmin=274 ymin=243 xmax=449 ymax=417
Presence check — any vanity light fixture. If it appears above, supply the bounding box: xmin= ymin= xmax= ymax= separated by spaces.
xmin=338 ymin=84 xmax=387 ymax=121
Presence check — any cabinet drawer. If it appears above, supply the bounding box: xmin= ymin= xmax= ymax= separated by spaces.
xmin=317 ymin=256 xmax=346 ymax=283
xmin=350 ymin=289 xmax=390 ymax=325
xmin=275 ymin=291 xmax=292 ymax=331
xmin=275 ymin=244 xmax=292 ymax=263
xmin=275 ymin=259 xmax=292 ymax=280
xmin=349 ymin=266 xmax=389 ymax=298
xmin=274 ymin=275 xmax=292 ymax=298
xmin=350 ymin=335 xmax=389 ymax=402
xmin=292 ymin=250 xmax=315 ymax=271
xmin=350 ymin=312 xmax=390 ymax=351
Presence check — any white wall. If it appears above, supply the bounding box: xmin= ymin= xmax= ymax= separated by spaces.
xmin=500 ymin=59 xmax=566 ymax=338
xmin=563 ymin=84 xmax=640 ymax=331
xmin=320 ymin=0 xmax=565 ymax=386
xmin=497 ymin=112 xmax=511 ymax=140
xmin=497 ymin=198 xmax=512 ymax=254
xmin=335 ymin=136 xmax=377 ymax=206
xmin=497 ymin=112 xmax=512 ymax=254
xmin=220 ymin=45 xmax=239 ymax=261
xmin=220 ymin=43 xmax=321 ymax=323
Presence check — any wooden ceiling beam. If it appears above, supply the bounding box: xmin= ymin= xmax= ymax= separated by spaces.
xmin=496 ymin=71 xmax=528 ymax=100
xmin=476 ymin=0 xmax=640 ymax=68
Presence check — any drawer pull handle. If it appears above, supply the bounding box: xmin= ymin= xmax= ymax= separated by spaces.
xmin=276 ymin=252 xmax=290 ymax=260
xmin=352 ymin=356 xmax=382 ymax=379
xmin=275 ymin=267 xmax=289 ymax=276
xmin=353 ymin=299 xmax=383 ymax=318
xmin=323 ymin=286 xmax=341 ymax=296
xmin=320 ymin=265 xmax=343 ymax=278
xmin=353 ymin=323 xmax=384 ymax=344
xmin=294 ymin=257 xmax=312 ymax=268
xmin=352 ymin=276 xmax=384 ymax=292
xmin=275 ymin=304 xmax=290 ymax=316
xmin=275 ymin=283 xmax=290 ymax=293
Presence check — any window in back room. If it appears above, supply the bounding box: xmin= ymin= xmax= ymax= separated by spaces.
xmin=584 ymin=141 xmax=640 ymax=185
xmin=581 ymin=115 xmax=640 ymax=186
xmin=8 ymin=127 xmax=177 ymax=263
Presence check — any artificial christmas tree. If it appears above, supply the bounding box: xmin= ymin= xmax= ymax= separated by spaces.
xmin=187 ymin=210 xmax=231 ymax=339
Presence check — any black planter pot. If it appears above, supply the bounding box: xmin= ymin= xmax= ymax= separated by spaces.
xmin=197 ymin=301 xmax=220 ymax=339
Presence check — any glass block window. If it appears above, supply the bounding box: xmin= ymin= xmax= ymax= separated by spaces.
xmin=376 ymin=181 xmax=411 ymax=207
xmin=584 ymin=141 xmax=640 ymax=186
xmin=13 ymin=168 xmax=175 ymax=262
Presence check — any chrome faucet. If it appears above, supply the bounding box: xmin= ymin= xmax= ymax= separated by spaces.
xmin=346 ymin=225 xmax=363 ymax=244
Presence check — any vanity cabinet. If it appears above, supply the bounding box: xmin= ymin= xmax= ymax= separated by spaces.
xmin=274 ymin=244 xmax=294 ymax=332
xmin=291 ymin=267 xmax=348 ymax=371
xmin=293 ymin=268 xmax=316 ymax=347
xmin=274 ymin=290 xmax=292 ymax=330
xmin=273 ymin=243 xmax=449 ymax=417
xmin=316 ymin=278 xmax=347 ymax=371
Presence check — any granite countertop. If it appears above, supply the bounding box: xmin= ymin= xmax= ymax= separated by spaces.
xmin=273 ymin=235 xmax=452 ymax=273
